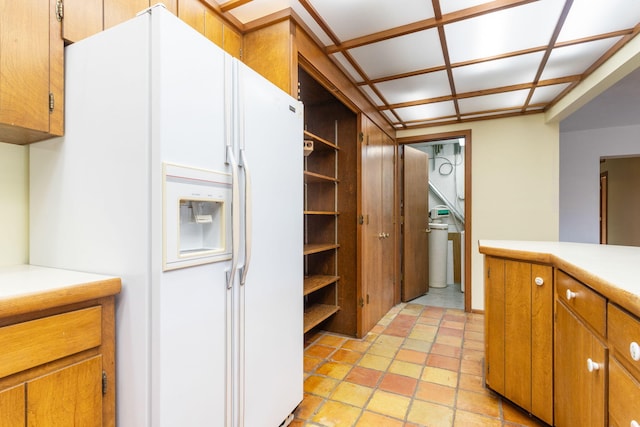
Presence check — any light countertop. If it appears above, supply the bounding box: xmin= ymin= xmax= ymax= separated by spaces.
xmin=0 ymin=264 xmax=121 ymax=318
xmin=478 ymin=240 xmax=640 ymax=316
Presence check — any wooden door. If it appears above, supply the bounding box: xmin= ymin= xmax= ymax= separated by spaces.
xmin=380 ymin=132 xmax=396 ymax=313
xmin=0 ymin=0 xmax=50 ymax=133
xmin=60 ymin=0 xmax=103 ymax=43
xmin=0 ymin=384 xmax=25 ymax=427
xmin=485 ymin=256 xmax=505 ymax=395
xmin=402 ymin=146 xmax=429 ymax=301
xmin=555 ymin=302 xmax=607 ymax=427
xmin=27 ymin=356 xmax=103 ymax=426
xmin=360 ymin=118 xmax=384 ymax=334
xmin=104 ymin=0 xmax=149 ymax=30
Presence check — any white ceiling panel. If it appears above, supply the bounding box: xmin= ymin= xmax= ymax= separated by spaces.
xmin=445 ymin=0 xmax=564 ymax=63
xmin=458 ymin=90 xmax=530 ymax=114
xmin=375 ymin=71 xmax=451 ymax=105
xmin=307 ymin=0 xmax=434 ymax=42
xmin=529 ymin=83 xmax=572 ymax=105
xmin=347 ymin=29 xmax=444 ymax=79
xmin=558 ymin=0 xmax=640 ymax=43
xmin=452 ymin=52 xmax=544 ymax=94
xmin=541 ymin=37 xmax=622 ymax=81
xmin=394 ymin=101 xmax=456 ymax=122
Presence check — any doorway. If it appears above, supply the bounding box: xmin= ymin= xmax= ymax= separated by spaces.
xmin=599 ymin=156 xmax=640 ymax=246
xmin=398 ymin=131 xmax=471 ymax=312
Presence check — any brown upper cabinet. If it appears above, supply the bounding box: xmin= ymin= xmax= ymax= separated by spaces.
xmin=0 ymin=0 xmax=64 ymax=144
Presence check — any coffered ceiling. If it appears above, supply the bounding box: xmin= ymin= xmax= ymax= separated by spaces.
xmin=215 ymin=0 xmax=640 ymax=131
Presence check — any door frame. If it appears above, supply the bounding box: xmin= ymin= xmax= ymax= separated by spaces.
xmin=397 ymin=130 xmax=472 ymax=312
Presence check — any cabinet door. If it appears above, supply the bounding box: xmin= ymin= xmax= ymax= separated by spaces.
xmin=0 ymin=0 xmax=50 ymax=133
xmin=27 ymin=356 xmax=103 ymax=426
xmin=485 ymin=258 xmax=553 ymax=424
xmin=60 ymin=0 xmax=103 ymax=43
xmin=555 ymin=301 xmax=607 ymax=427
xmin=0 ymin=384 xmax=25 ymax=427
xmin=360 ymin=116 xmax=395 ymax=335
xmin=104 ymin=0 xmax=149 ymax=30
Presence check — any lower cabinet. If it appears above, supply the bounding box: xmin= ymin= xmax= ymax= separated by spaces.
xmin=483 ymin=248 xmax=640 ymax=427
xmin=554 ymin=300 xmax=607 ymax=426
xmin=484 ymin=256 xmax=553 ymax=425
xmin=0 ymin=300 xmax=116 ymax=426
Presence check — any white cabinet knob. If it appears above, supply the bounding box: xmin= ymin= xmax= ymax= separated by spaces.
xmin=587 ymin=358 xmax=601 ymax=372
xmin=630 ymin=342 xmax=640 ymax=361
xmin=534 ymin=277 xmax=544 ymax=286
xmin=566 ymin=289 xmax=577 ymax=300
xmin=630 ymin=420 xmax=639 ymax=427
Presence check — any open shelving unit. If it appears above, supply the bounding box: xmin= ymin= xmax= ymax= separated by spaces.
xmin=303 ymin=129 xmax=341 ymax=333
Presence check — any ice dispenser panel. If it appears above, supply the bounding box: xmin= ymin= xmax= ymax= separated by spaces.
xmin=163 ymin=163 xmax=232 ymax=270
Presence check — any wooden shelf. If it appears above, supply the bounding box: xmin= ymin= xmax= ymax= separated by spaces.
xmin=304 ymin=210 xmax=339 ymax=215
xmin=304 ymin=130 xmax=339 ymax=151
xmin=304 ymin=243 xmax=340 ymax=255
xmin=304 ymin=304 xmax=340 ymax=333
xmin=304 ymin=170 xmax=338 ymax=183
xmin=304 ymin=275 xmax=340 ymax=296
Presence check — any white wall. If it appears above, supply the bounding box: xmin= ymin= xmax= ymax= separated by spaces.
xmin=559 ymin=124 xmax=640 ymax=243
xmin=399 ymin=114 xmax=560 ymax=311
xmin=0 ymin=142 xmax=29 ymax=266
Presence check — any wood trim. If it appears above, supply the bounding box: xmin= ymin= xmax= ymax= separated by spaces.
xmin=397 ymin=129 xmax=473 ymax=312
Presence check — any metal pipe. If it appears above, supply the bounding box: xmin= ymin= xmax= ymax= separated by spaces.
xmin=429 ymin=181 xmax=465 ymax=227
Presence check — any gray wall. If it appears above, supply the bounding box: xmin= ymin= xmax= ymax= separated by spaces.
xmin=560 ymin=124 xmax=640 ymax=243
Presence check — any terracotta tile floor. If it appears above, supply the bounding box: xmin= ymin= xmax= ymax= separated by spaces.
xmin=294 ymin=303 xmax=549 ymax=427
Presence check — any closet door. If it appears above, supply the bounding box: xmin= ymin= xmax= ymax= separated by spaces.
xmin=359 ymin=115 xmax=395 ymax=336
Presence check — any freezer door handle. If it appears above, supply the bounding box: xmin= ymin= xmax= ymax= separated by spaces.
xmin=226 ymin=145 xmax=240 ymax=289
xmin=239 ymin=148 xmax=252 ymax=286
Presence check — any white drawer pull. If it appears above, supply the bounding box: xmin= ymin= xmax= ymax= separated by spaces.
xmin=566 ymin=289 xmax=577 ymax=300
xmin=587 ymin=358 xmax=601 ymax=372
xmin=630 ymin=420 xmax=639 ymax=427
xmin=630 ymin=342 xmax=640 ymax=361
xmin=534 ymin=277 xmax=544 ymax=286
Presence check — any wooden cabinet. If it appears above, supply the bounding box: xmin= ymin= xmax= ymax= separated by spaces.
xmin=0 ymin=0 xmax=64 ymax=145
xmin=484 ymin=256 xmax=553 ymax=425
xmin=554 ymin=270 xmax=608 ymax=427
xmin=299 ymin=66 xmax=358 ymax=336
xmin=178 ymin=0 xmax=242 ymax=58
xmin=608 ymin=303 xmax=640 ymax=426
xmin=360 ymin=114 xmax=396 ymax=335
xmin=0 ymin=266 xmax=121 ymax=426
xmin=303 ymin=130 xmax=340 ymax=333
xmin=245 ymin=17 xmax=397 ymax=338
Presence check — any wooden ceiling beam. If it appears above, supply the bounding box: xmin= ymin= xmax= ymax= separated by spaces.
xmin=219 ymin=0 xmax=252 ymax=13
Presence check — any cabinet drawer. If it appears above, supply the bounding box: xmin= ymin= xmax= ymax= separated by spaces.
xmin=556 ymin=270 xmax=606 ymax=336
xmin=609 ymin=357 xmax=640 ymax=427
xmin=608 ymin=303 xmax=640 ymax=380
xmin=0 ymin=306 xmax=102 ymax=379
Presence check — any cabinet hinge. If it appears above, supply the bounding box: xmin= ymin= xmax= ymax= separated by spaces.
xmin=358 ymin=215 xmax=364 ymax=225
xmin=359 ymin=132 xmax=364 ymax=142
xmin=49 ymin=93 xmax=55 ymax=112
xmin=102 ymin=371 xmax=108 ymax=395
xmin=358 ymin=297 xmax=364 ymax=308
xmin=56 ymin=0 xmax=64 ymax=21
xmin=367 ymin=294 xmax=370 ymax=304
xmin=487 ymin=267 xmax=490 ymax=279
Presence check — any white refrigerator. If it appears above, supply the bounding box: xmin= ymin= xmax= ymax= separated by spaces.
xmin=29 ymin=6 xmax=303 ymax=427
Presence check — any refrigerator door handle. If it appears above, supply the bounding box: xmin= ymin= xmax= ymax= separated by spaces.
xmin=239 ymin=148 xmax=252 ymax=286
xmin=226 ymin=145 xmax=241 ymax=289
